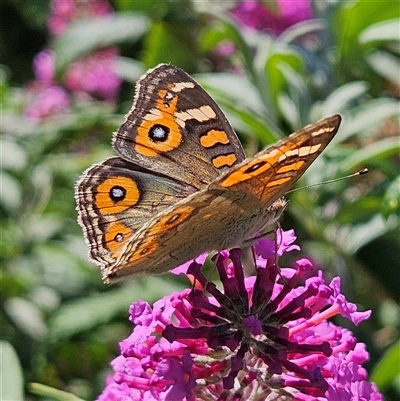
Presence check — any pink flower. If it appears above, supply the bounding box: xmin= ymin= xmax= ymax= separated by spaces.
xmin=231 ymin=0 xmax=313 ymax=35
xmin=63 ymin=48 xmax=121 ymax=101
xmin=48 ymin=0 xmax=112 ymax=36
xmin=33 ymin=50 xmax=55 ymax=83
xmin=97 ymin=229 xmax=382 ymax=400
xmin=24 ymin=83 xmax=70 ymax=121
xmin=25 ymin=0 xmax=121 ymax=120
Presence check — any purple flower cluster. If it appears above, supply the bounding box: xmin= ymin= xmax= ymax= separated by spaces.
xmin=97 ymin=230 xmax=382 ymax=401
xmin=24 ymin=0 xmax=120 ymax=121
xmin=213 ymin=1 xmax=313 ymax=71
xmin=48 ymin=0 xmax=112 ymax=36
xmin=231 ymin=0 xmax=313 ymax=35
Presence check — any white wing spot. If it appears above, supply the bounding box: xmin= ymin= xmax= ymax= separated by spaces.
xmin=175 ymin=105 xmax=216 ymax=126
xmin=311 ymin=128 xmax=326 ymax=137
xmin=299 ymin=146 xmax=311 ymax=157
xmin=144 ymin=108 xmax=163 ymax=121
xmin=310 ymin=144 xmax=322 ymax=153
xmin=284 ymin=149 xmax=299 ymax=158
xmin=171 ymin=82 xmax=195 ymax=92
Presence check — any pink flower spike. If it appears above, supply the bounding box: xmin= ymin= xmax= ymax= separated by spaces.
xmin=97 ymin=228 xmax=381 ymax=401
xmin=171 ymin=253 xmax=208 ymax=275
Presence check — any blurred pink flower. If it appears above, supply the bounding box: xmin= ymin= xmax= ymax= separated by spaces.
xmin=63 ymin=48 xmax=121 ymax=101
xmin=24 ymin=0 xmax=121 ymax=120
xmin=231 ymin=0 xmax=313 ymax=35
xmin=48 ymin=0 xmax=112 ymax=36
xmin=24 ymin=83 xmax=70 ymax=121
xmin=33 ymin=50 xmax=55 ymax=83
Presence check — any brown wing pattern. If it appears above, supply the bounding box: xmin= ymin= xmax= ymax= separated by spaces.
xmin=211 ymin=115 xmax=341 ymax=203
xmin=113 ymin=64 xmax=245 ymax=189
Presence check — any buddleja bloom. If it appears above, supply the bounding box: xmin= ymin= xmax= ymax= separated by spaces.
xmin=48 ymin=0 xmax=112 ymax=37
xmin=97 ymin=229 xmax=382 ymax=401
xmin=231 ymin=0 xmax=313 ymax=35
xmin=49 ymin=0 xmax=121 ymax=101
xmin=24 ymin=0 xmax=120 ymax=120
xmin=24 ymin=49 xmax=70 ymax=121
xmin=63 ymin=47 xmax=121 ymax=101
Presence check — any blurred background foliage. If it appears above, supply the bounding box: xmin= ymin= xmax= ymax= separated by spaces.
xmin=1 ymin=0 xmax=399 ymax=400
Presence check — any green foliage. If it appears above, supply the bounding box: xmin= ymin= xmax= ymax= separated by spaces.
xmin=0 ymin=342 xmax=24 ymax=401
xmin=1 ymin=0 xmax=399 ymax=399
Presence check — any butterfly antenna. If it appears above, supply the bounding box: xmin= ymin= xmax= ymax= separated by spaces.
xmin=286 ymin=168 xmax=368 ymax=194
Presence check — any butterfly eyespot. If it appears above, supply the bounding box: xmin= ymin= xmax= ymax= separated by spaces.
xmin=110 ymin=185 xmax=126 ymax=202
xmin=149 ymin=124 xmax=170 ymax=142
xmin=114 ymin=233 xmax=124 ymax=243
xmin=245 ymin=161 xmax=267 ymax=173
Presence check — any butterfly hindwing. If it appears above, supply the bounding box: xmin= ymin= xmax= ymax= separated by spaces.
xmin=76 ymin=157 xmax=196 ymax=267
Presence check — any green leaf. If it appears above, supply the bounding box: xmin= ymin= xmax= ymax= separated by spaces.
xmin=335 ymin=0 xmax=400 ymax=57
xmin=4 ymin=297 xmax=47 ymax=340
xmin=200 ymin=12 xmax=257 ymax=82
xmin=340 ymin=137 xmax=400 ymax=172
xmin=0 ymin=342 xmax=24 ymax=401
xmin=366 ymin=50 xmax=400 ymax=83
xmin=277 ymin=92 xmax=298 ymax=128
xmin=28 ymin=383 xmax=84 ymax=401
xmin=339 ymin=214 xmax=398 ymax=253
xmin=382 ymin=175 xmax=400 ymax=217
xmin=279 ymin=19 xmax=325 ymax=44
xmin=1 ymin=138 xmax=27 ymax=170
xmin=0 ymin=171 xmax=22 ymax=213
xmin=141 ymin=21 xmax=197 ymax=71
xmin=114 ymin=57 xmax=145 ymax=83
xmin=370 ymin=340 xmax=400 ymax=390
xmin=55 ymin=13 xmax=150 ymax=72
xmin=265 ymin=49 xmax=304 ymax=118
xmin=197 ymin=73 xmax=280 ymax=144
xmin=277 ymin=63 xmax=309 ymax=127
xmin=338 ymin=98 xmax=400 ymax=142
xmin=316 ymin=82 xmax=369 ymax=117
xmin=359 ymin=18 xmax=400 ymax=43
xmin=48 ymin=277 xmax=185 ymax=342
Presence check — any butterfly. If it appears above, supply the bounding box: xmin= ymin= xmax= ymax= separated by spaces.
xmin=75 ymin=64 xmax=341 ymax=283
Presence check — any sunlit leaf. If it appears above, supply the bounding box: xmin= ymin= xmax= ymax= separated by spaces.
xmin=338 ymin=214 xmax=398 ymax=253
xmin=316 ymin=82 xmax=369 ymax=117
xmin=338 ymin=99 xmax=400 ymax=142
xmin=359 ymin=18 xmax=400 ymax=43
xmin=340 ymin=137 xmax=400 ymax=172
xmin=4 ymin=297 xmax=47 ymax=340
xmin=114 ymin=56 xmax=145 ymax=83
xmin=48 ymin=277 xmax=185 ymax=342
xmin=28 ymin=383 xmax=84 ymax=401
xmin=366 ymin=50 xmax=400 ymax=83
xmin=382 ymin=175 xmax=400 ymax=217
xmin=55 ymin=13 xmax=150 ymax=72
xmin=0 ymin=342 xmax=24 ymax=401
xmin=370 ymin=340 xmax=400 ymax=390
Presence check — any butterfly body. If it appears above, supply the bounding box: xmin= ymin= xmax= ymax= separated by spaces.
xmin=75 ymin=64 xmax=341 ymax=283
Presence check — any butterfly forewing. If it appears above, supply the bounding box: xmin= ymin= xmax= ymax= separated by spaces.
xmin=211 ymin=115 xmax=341 ymax=204
xmin=113 ymin=64 xmax=245 ymax=190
